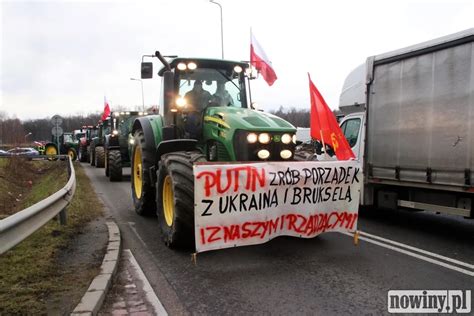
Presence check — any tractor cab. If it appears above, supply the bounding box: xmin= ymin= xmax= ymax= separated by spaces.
xmin=140 ymin=52 xmax=296 ymax=162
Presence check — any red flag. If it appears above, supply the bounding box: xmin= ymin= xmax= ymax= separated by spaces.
xmin=308 ymin=74 xmax=355 ymax=160
xmin=101 ymin=97 xmax=111 ymax=121
xmin=250 ymin=32 xmax=277 ymax=86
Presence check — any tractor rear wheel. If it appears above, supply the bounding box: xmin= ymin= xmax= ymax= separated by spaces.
xmin=131 ymin=130 xmax=156 ymax=216
xmin=45 ymin=144 xmax=58 ymax=161
xmin=67 ymin=148 xmax=77 ymax=161
xmin=156 ymin=151 xmax=206 ymax=248
xmin=89 ymin=145 xmax=96 ymax=166
xmin=105 ymin=150 xmax=109 ymax=176
xmin=79 ymin=146 xmax=87 ymax=162
xmin=108 ymin=150 xmax=122 ymax=182
xmin=95 ymin=146 xmax=105 ymax=168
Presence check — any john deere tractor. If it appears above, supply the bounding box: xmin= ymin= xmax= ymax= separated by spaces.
xmin=131 ymin=52 xmax=297 ymax=248
xmin=104 ymin=111 xmax=149 ymax=181
xmin=44 ymin=132 xmax=80 ymax=160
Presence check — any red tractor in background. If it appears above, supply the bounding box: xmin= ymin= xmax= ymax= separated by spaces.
xmin=78 ymin=125 xmax=98 ymax=162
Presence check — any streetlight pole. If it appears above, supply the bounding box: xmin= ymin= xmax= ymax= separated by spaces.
xmin=24 ymin=132 xmax=32 ymax=144
xmin=210 ymin=0 xmax=224 ymax=59
xmin=130 ymin=78 xmax=145 ymax=112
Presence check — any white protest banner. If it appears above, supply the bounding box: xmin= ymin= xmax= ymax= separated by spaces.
xmin=194 ymin=160 xmax=361 ymax=253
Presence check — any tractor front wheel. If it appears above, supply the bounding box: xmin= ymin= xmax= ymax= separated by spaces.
xmin=156 ymin=151 xmax=206 ymax=248
xmin=131 ymin=130 xmax=156 ymax=216
xmin=108 ymin=150 xmax=122 ymax=182
xmin=95 ymin=146 xmax=105 ymax=168
xmin=67 ymin=148 xmax=77 ymax=161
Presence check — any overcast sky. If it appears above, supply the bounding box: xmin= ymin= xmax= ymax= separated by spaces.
xmin=1 ymin=0 xmax=473 ymax=120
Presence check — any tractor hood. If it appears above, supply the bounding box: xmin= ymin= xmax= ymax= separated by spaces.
xmin=204 ymin=107 xmax=296 ymax=132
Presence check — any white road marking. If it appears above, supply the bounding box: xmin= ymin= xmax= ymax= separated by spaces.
xmin=339 ymin=231 xmax=474 ymax=277
xmin=128 ymin=221 xmax=150 ymax=249
xmin=358 ymin=230 xmax=474 ymax=270
xmin=124 ymin=249 xmax=168 ymax=316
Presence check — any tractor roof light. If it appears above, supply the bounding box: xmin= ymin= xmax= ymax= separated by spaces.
xmin=170 ymin=108 xmax=178 ymax=113
xmin=247 ymin=133 xmax=258 ymax=143
xmin=114 ymin=112 xmax=120 ymax=117
xmin=258 ymin=133 xmax=271 ymax=144
xmin=139 ymin=111 xmax=143 ymax=115
xmin=177 ymin=63 xmax=187 ymax=71
xmin=281 ymin=133 xmax=292 ymax=144
xmin=129 ymin=138 xmax=135 ymax=145
xmin=234 ymin=65 xmax=243 ymax=73
xmin=257 ymin=149 xmax=270 ymax=160
xmin=125 ymin=111 xmax=130 ymax=115
xmin=112 ymin=130 xmax=119 ymax=136
xmin=187 ymin=62 xmax=197 ymax=70
xmin=120 ymin=111 xmax=125 ymax=115
xmin=280 ymin=150 xmax=292 ymax=159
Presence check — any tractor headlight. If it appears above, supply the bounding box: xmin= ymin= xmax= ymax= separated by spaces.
xmin=292 ymin=135 xmax=297 ymax=144
xmin=247 ymin=133 xmax=258 ymax=143
xmin=258 ymin=133 xmax=271 ymax=144
xmin=280 ymin=150 xmax=292 ymax=159
xmin=176 ymin=97 xmax=186 ymax=108
xmin=112 ymin=130 xmax=119 ymax=136
xmin=257 ymin=149 xmax=270 ymax=160
xmin=129 ymin=138 xmax=135 ymax=145
xmin=281 ymin=133 xmax=292 ymax=144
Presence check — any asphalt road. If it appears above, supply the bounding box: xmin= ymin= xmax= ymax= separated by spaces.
xmin=82 ymin=163 xmax=473 ymax=315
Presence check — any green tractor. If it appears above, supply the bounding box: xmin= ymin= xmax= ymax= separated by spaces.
xmin=89 ymin=118 xmax=110 ymax=168
xmin=104 ymin=111 xmax=149 ymax=181
xmin=44 ymin=132 xmax=80 ymax=160
xmin=130 ymin=52 xmax=297 ymax=248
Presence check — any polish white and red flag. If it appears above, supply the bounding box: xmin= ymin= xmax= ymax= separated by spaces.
xmin=101 ymin=96 xmax=111 ymax=121
xmin=250 ymin=32 xmax=277 ymax=86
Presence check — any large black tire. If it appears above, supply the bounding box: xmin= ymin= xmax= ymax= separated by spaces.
xmin=108 ymin=150 xmax=122 ymax=182
xmin=67 ymin=148 xmax=77 ymax=161
xmin=105 ymin=150 xmax=109 ymax=177
xmin=156 ymin=151 xmax=206 ymax=248
xmin=79 ymin=146 xmax=88 ymax=162
xmin=89 ymin=145 xmax=96 ymax=166
xmin=131 ymin=130 xmax=156 ymax=216
xmin=95 ymin=146 xmax=105 ymax=168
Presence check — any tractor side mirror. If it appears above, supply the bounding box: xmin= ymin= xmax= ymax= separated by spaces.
xmin=141 ymin=62 xmax=153 ymax=79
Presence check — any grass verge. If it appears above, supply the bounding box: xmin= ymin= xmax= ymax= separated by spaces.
xmin=0 ymin=161 xmax=104 ymax=314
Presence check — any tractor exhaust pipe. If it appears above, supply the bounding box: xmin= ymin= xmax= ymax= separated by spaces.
xmin=155 ymin=51 xmax=171 ymax=71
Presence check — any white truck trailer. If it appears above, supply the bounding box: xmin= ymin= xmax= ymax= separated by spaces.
xmin=338 ymin=28 xmax=474 ymax=217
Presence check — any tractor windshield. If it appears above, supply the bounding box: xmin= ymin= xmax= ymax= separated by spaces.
xmin=177 ymin=68 xmax=247 ymax=110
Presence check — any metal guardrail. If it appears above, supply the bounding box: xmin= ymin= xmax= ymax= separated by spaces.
xmin=0 ymin=155 xmax=76 ymax=254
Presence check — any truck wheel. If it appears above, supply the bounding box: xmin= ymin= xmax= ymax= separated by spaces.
xmin=95 ymin=146 xmax=105 ymax=168
xmin=109 ymin=150 xmax=122 ymax=182
xmin=67 ymin=148 xmax=77 ymax=161
xmin=131 ymin=130 xmax=156 ymax=216
xmin=156 ymin=151 xmax=206 ymax=248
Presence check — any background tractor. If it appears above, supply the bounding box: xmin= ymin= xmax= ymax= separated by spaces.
xmin=104 ymin=111 xmax=149 ymax=181
xmin=78 ymin=125 xmax=98 ymax=162
xmin=44 ymin=132 xmax=80 ymax=160
xmin=89 ymin=118 xmax=110 ymax=168
xmin=130 ymin=52 xmax=297 ymax=248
